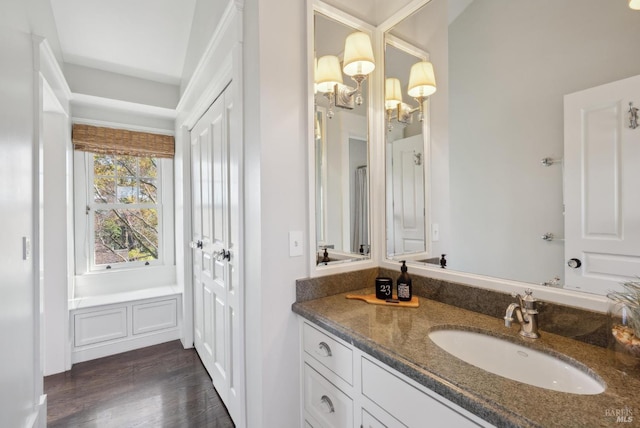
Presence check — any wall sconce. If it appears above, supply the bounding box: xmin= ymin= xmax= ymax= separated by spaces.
xmin=407 ymin=61 xmax=437 ymax=122
xmin=316 ymin=55 xmax=344 ymax=119
xmin=342 ymin=32 xmax=375 ymax=106
xmin=385 ymin=77 xmax=411 ymax=131
xmin=630 ymin=0 xmax=640 ymax=10
xmin=385 ymin=61 xmax=437 ymax=131
xmin=315 ymin=31 xmax=375 ymax=118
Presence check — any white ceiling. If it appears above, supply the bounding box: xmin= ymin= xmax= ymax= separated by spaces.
xmin=50 ymin=0 xmax=197 ymax=86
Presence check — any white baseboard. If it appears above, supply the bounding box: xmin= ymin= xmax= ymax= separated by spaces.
xmin=28 ymin=394 xmax=47 ymax=428
xmin=72 ymin=328 xmax=180 ymax=364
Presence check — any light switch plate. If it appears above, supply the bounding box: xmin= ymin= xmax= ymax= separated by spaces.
xmin=23 ymin=236 xmax=31 ymax=260
xmin=431 ymin=223 xmax=440 ymax=242
xmin=289 ymin=231 xmax=303 ymax=257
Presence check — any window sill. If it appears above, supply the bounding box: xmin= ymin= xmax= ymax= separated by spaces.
xmin=73 ymin=264 xmax=177 ymax=302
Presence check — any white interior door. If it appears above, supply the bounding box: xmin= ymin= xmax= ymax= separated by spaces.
xmin=564 ymin=74 xmax=640 ymax=294
xmin=190 ymin=83 xmax=242 ymax=421
xmin=391 ymin=134 xmax=426 ymax=255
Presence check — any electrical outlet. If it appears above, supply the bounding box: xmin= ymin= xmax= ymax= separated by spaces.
xmin=289 ymin=231 xmax=303 ymax=257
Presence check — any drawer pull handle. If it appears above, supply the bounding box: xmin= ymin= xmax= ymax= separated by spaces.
xmin=320 ymin=395 xmax=335 ymax=414
xmin=317 ymin=341 xmax=332 ymax=357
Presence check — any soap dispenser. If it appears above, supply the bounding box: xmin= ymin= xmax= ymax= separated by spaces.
xmin=397 ymin=261 xmax=412 ymax=301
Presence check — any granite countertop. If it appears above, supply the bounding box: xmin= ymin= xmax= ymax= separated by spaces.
xmin=292 ymin=288 xmax=640 ymax=427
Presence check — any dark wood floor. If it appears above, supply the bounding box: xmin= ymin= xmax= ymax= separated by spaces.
xmin=44 ymin=340 xmax=234 ymax=428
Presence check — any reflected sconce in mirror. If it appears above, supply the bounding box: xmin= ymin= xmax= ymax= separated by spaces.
xmin=315 ymin=31 xmax=375 ymax=118
xmin=316 ymin=55 xmax=344 ymax=118
xmin=343 ymin=31 xmax=375 ymax=105
xmin=630 ymin=0 xmax=640 ymax=10
xmin=408 ymin=61 xmax=437 ymax=122
xmin=385 ymin=61 xmax=437 ymax=131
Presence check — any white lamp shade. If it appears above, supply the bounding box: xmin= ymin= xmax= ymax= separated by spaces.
xmin=631 ymin=0 xmax=640 ymax=10
xmin=385 ymin=78 xmax=403 ymax=110
xmin=316 ymin=55 xmax=343 ymax=93
xmin=342 ymin=32 xmax=375 ymax=77
xmin=407 ymin=61 xmax=437 ymax=98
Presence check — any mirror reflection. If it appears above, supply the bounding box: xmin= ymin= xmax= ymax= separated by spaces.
xmin=314 ymin=10 xmax=374 ymax=265
xmin=385 ymin=0 xmax=640 ymax=295
xmin=384 ymin=40 xmax=431 ymax=260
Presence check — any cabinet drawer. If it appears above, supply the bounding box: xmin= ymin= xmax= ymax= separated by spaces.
xmin=304 ymin=363 xmax=353 ymax=428
xmin=362 ymin=408 xmax=389 ymax=428
xmin=361 ymin=357 xmax=482 ymax=428
xmin=303 ymin=322 xmax=353 ymax=384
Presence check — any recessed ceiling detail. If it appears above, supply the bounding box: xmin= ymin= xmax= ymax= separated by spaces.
xmin=50 ymin=0 xmax=197 ymax=85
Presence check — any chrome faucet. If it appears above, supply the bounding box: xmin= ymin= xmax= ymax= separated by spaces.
xmin=504 ymin=289 xmax=540 ymax=339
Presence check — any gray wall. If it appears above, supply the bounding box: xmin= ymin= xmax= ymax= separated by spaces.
xmin=447 ymin=0 xmax=640 ymax=284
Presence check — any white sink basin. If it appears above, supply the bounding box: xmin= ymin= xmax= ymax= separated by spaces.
xmin=429 ymin=329 xmax=605 ymax=395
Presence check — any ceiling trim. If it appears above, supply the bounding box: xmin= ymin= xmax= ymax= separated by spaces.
xmin=177 ymin=0 xmax=242 ymax=112
xmin=72 ymin=93 xmax=177 ymax=120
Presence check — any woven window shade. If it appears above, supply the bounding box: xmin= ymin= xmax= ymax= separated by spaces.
xmin=72 ymin=124 xmax=174 ymax=159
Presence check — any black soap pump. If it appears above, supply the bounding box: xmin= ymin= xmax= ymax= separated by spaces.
xmin=397 ymin=261 xmax=412 ymax=302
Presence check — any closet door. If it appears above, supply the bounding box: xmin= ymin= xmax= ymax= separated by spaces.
xmin=190 ymin=84 xmax=240 ymax=418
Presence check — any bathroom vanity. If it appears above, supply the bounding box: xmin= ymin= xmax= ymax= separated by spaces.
xmin=293 ymin=290 xmax=640 ymax=427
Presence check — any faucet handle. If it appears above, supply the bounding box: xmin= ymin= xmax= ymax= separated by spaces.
xmin=521 ymin=289 xmax=539 ymax=311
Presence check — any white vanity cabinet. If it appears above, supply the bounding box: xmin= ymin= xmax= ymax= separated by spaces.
xmin=299 ymin=319 xmax=492 ymax=428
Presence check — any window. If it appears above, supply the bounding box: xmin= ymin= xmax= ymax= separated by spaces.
xmin=72 ymin=124 xmax=174 ymax=277
xmin=91 ymin=154 xmax=160 ymax=268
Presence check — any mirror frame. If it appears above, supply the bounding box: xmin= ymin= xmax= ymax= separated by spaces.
xmin=383 ymin=33 xmax=431 ymax=262
xmin=307 ymin=0 xmax=382 ymax=276
xmin=306 ymin=0 xmax=610 ymax=312
xmin=377 ymin=0 xmax=609 ymax=312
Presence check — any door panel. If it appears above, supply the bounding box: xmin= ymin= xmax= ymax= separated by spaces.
xmin=391 ymin=135 xmax=425 ymax=255
xmin=190 ymin=84 xmax=240 ymax=422
xmin=564 ymin=74 xmax=640 ymax=294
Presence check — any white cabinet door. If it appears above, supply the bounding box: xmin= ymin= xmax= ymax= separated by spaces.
xmin=564 ymin=75 xmax=640 ymax=294
xmin=191 ymin=84 xmax=242 ymax=422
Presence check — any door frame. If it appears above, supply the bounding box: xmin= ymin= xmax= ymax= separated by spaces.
xmin=174 ymin=3 xmax=245 ymax=426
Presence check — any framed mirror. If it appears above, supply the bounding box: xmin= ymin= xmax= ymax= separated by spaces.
xmin=310 ymin=2 xmax=376 ymax=270
xmin=383 ymin=0 xmax=640 ymax=296
xmin=384 ymin=37 xmax=431 ymax=261
xmin=383 ymin=0 xmax=443 ymax=264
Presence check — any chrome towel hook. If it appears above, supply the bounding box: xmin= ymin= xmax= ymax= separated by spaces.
xmin=630 ymin=102 xmax=638 ymax=129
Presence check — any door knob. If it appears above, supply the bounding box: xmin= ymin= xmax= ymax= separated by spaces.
xmin=197 ymin=240 xmax=203 ymax=249
xmin=568 ymin=258 xmax=582 ymax=269
xmin=214 ymin=249 xmax=231 ymax=262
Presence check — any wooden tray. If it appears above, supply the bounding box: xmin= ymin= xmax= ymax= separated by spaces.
xmin=346 ymin=293 xmax=419 ymax=308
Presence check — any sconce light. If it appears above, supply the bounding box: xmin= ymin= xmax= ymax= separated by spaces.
xmin=407 ymin=61 xmax=437 ymax=122
xmin=315 ymin=31 xmax=375 ymax=118
xmin=316 ymin=55 xmax=344 ymax=118
xmin=385 ymin=78 xmax=410 ymax=131
xmin=630 ymin=0 xmax=640 ymax=10
xmin=385 ymin=61 xmax=437 ymax=131
xmin=342 ymin=31 xmax=376 ymax=105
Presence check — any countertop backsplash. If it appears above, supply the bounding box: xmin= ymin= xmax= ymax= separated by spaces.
xmin=296 ymin=267 xmax=610 ymax=348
